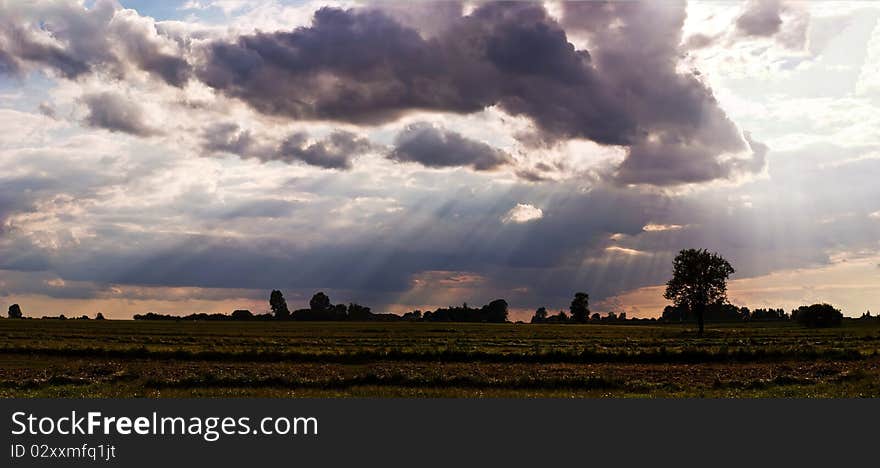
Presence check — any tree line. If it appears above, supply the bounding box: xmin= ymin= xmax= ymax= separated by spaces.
xmin=130 ymin=291 xmax=511 ymax=323
xmin=131 ymin=291 xmax=394 ymax=322
xmin=3 ymin=249 xmax=872 ymax=329
xmin=399 ymin=299 xmax=509 ymax=323
xmin=660 ymin=303 xmax=846 ymax=328
xmin=3 ymin=304 xmax=104 ymax=320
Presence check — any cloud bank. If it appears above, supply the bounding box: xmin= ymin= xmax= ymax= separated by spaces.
xmin=4 ymin=1 xmax=878 ymax=319
xmin=0 ymin=1 xmax=768 ymax=184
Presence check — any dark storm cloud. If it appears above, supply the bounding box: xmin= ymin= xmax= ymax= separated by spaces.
xmin=201 ymin=123 xmax=374 ymax=170
xmin=81 ymin=92 xmax=157 ymax=136
xmin=197 ymin=2 xmax=760 ymax=185
xmin=0 ymin=0 xmax=190 ymax=86
xmin=736 ymin=0 xmax=784 ymax=37
xmin=614 ymin=134 xmax=768 ymax=185
xmin=390 ymin=123 xmax=511 ymax=171
xmin=514 ymin=169 xmax=550 ymax=182
xmin=0 ymin=177 xmax=47 ymax=230
xmin=196 ymin=7 xmax=480 ymax=124
xmin=201 ymin=122 xmax=269 ymax=158
xmin=0 ymin=177 xmax=63 ymax=271
xmin=0 ymin=23 xmax=91 ymax=79
xmin=196 ymin=4 xmax=626 ymax=142
xmin=280 ymin=131 xmax=374 ymax=170
xmin=0 ymin=48 xmax=20 ymax=75
xmin=0 ymin=1 xmax=770 ymax=185
xmin=0 ymin=1 xmax=764 ymax=185
xmin=734 ymin=0 xmax=809 ymax=50
xmin=560 ymin=1 xmax=763 ymax=185
xmin=615 ymin=141 xmax=731 ymax=185
xmin=374 ymin=1 xmax=466 ymax=38
xmin=108 ymin=11 xmax=192 ymax=87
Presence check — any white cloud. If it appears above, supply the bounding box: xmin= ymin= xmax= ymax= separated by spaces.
xmin=857 ymin=18 xmax=880 ymax=95
xmin=642 ymin=223 xmax=685 ymax=232
xmin=604 ymin=246 xmax=649 ymax=256
xmin=502 ymin=203 xmax=543 ymax=224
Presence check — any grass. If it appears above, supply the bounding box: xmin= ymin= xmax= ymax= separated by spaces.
xmin=1 ymin=319 xmax=879 ymax=397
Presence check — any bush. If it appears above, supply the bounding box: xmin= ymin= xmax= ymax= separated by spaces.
xmin=231 ymin=309 xmax=254 ymax=320
xmin=793 ymin=303 xmax=843 ymax=328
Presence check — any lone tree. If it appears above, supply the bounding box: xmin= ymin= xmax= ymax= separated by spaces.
xmin=310 ymin=292 xmax=331 ymax=312
xmin=569 ymin=292 xmax=590 ymax=323
xmin=269 ymin=290 xmax=290 ymax=319
xmin=484 ymin=299 xmax=509 ymax=323
xmin=531 ymin=307 xmax=548 ymax=323
xmin=7 ymin=304 xmax=22 ymax=319
xmin=664 ymin=249 xmax=734 ymax=336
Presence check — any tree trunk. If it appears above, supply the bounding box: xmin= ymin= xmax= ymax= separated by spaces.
xmin=696 ymin=304 xmax=705 ymax=336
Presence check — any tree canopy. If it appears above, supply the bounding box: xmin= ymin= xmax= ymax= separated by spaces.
xmin=792 ymin=304 xmax=842 ymax=328
xmin=664 ymin=249 xmax=734 ymax=335
xmin=269 ymin=290 xmax=290 ymax=319
xmin=309 ymin=292 xmax=331 ymax=312
xmin=569 ymin=292 xmax=590 ymax=323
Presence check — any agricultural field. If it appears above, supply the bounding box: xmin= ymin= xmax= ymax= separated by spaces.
xmin=1 ymin=319 xmax=880 ymax=397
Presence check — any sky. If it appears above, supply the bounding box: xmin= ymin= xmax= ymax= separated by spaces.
xmin=1 ymin=0 xmax=879 ymax=320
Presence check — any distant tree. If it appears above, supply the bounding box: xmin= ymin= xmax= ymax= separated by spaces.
xmin=793 ymin=304 xmax=843 ymax=328
xmin=331 ymin=303 xmax=347 ymax=320
xmin=402 ymin=310 xmax=422 ymax=321
xmin=347 ymin=303 xmax=372 ymax=321
xmin=484 ymin=299 xmax=509 ymax=323
xmin=269 ymin=290 xmax=290 ymax=319
xmin=231 ymin=309 xmax=254 ymax=320
xmin=590 ymin=312 xmax=601 ymax=321
xmin=662 ymin=305 xmax=686 ymax=322
xmin=569 ymin=292 xmax=590 ymax=323
xmin=286 ymin=293 xmax=353 ymax=321
xmin=416 ymin=300 xmax=509 ymax=323
xmin=546 ymin=310 xmax=569 ymax=323
xmin=79 ymin=315 xmax=90 ymax=320
xmin=7 ymin=304 xmax=22 ymax=319
xmin=531 ymin=307 xmax=548 ymax=323
xmin=704 ymin=303 xmax=747 ymax=322
xmin=618 ymin=312 xmax=626 ymax=321
xmin=310 ymin=292 xmax=331 ymax=312
xmin=750 ymin=308 xmax=787 ymax=321
xmin=95 ymin=312 xmax=105 ymax=320
xmin=664 ymin=249 xmax=735 ymax=336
